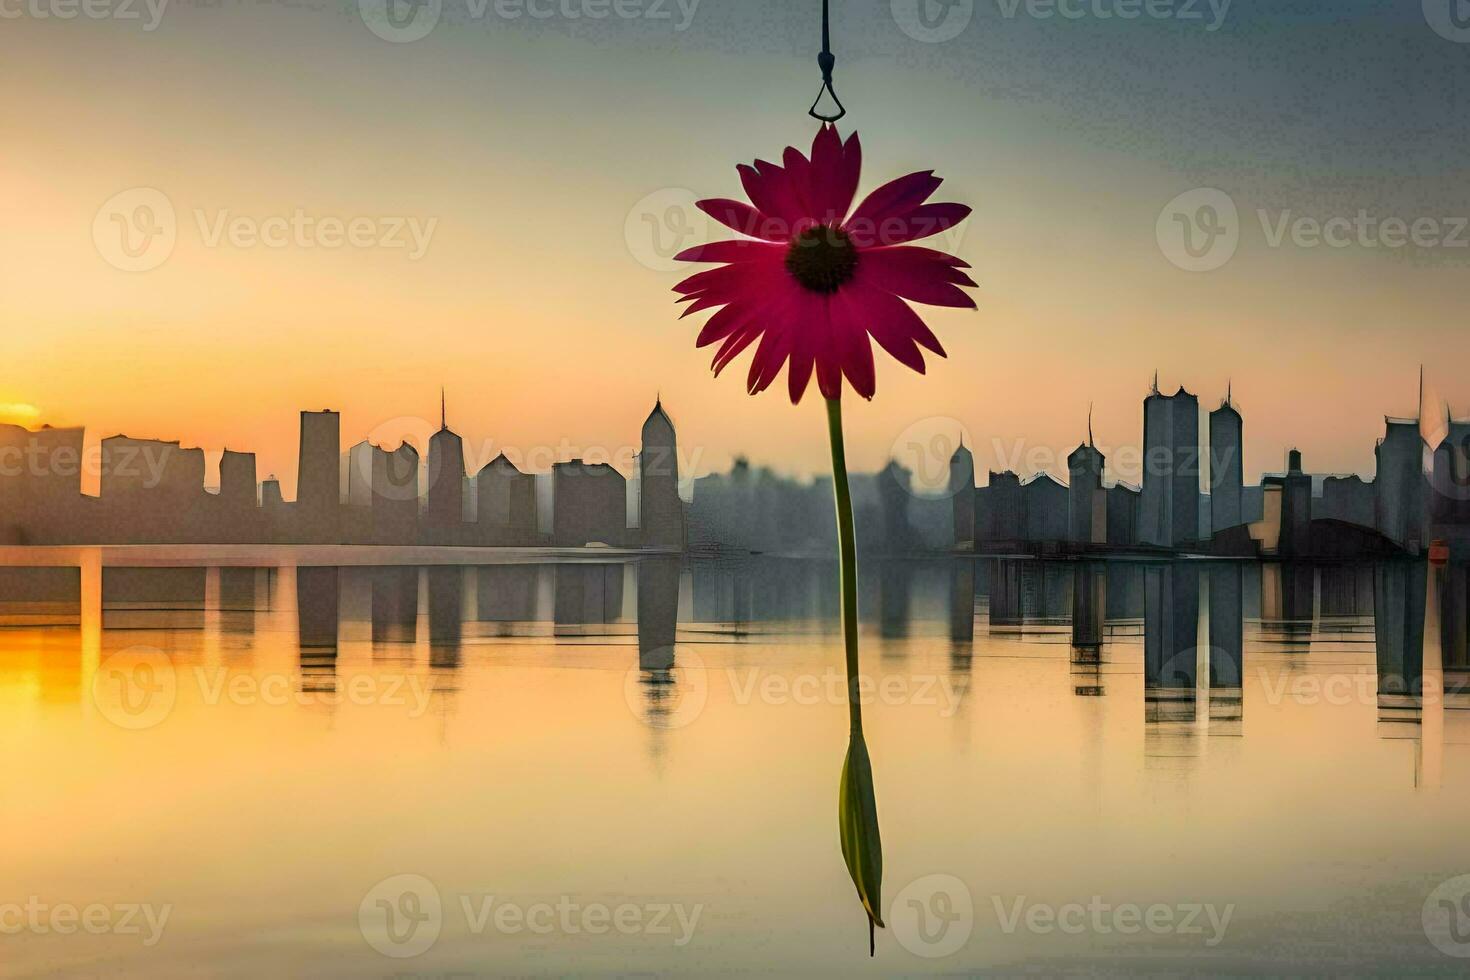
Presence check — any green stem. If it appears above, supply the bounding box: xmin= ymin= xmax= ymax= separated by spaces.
xmin=825 ymin=397 xmax=862 ymax=735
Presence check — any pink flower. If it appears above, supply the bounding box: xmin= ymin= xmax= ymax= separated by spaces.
xmin=673 ymin=125 xmax=976 ymax=403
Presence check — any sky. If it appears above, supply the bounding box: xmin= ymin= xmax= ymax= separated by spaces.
xmin=3 ymin=0 xmax=1468 ymax=497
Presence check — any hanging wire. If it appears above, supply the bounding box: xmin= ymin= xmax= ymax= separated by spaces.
xmin=808 ymin=0 xmax=846 ymax=123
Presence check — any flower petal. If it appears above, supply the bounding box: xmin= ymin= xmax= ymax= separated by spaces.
xmin=746 ymin=322 xmax=792 ymax=395
xmin=858 ymin=202 xmax=971 ymax=247
xmin=712 ymin=322 xmax=762 ymax=375
xmin=674 ymin=240 xmax=785 ymax=264
xmin=856 ymin=248 xmax=978 ymax=309
xmin=694 ymin=304 xmax=752 ymax=348
xmin=838 ymin=321 xmax=876 ymax=400
xmin=845 ymin=171 xmax=943 ymax=234
xmin=697 ymin=198 xmax=787 ymax=241
xmin=782 ymin=146 xmax=816 ymax=223
xmin=785 ymin=291 xmax=825 ymax=404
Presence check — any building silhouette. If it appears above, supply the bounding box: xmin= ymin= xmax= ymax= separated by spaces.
xmin=296 ymin=410 xmax=339 ymax=542
xmin=1278 ymin=449 xmax=1313 ymax=558
xmin=1209 ymin=391 xmax=1244 ymax=534
xmin=1067 ymin=423 xmax=1105 ymax=545
xmin=476 ymin=453 xmax=539 ymax=545
xmin=1140 ymin=379 xmax=1200 ymax=549
xmin=219 ymin=449 xmax=256 ymax=508
xmin=375 ymin=442 xmax=420 ymax=543
xmin=638 ymin=399 xmax=684 ymax=550
xmin=1431 ymin=416 xmax=1470 ymax=528
xmin=0 ymin=423 xmax=85 ymax=543
xmin=949 ymin=440 xmax=975 ymax=548
xmin=1375 ymin=417 xmax=1426 ymax=553
xmin=552 ymin=460 xmax=626 ymax=547
xmin=1319 ymin=474 xmax=1375 ymax=528
xmin=425 ymin=393 xmax=465 ymax=537
xmin=1022 ymin=472 xmax=1068 ymax=543
xmin=1106 ymin=482 xmax=1140 ymax=546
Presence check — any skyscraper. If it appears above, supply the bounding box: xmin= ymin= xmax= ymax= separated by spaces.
xmin=297 ymin=409 xmax=340 ymax=540
xmin=1139 ymin=379 xmax=1200 ymax=549
xmin=1209 ymin=391 xmax=1244 ymax=535
xmin=375 ymin=441 xmax=420 ymax=543
xmin=948 ymin=440 xmax=975 ymax=547
xmin=425 ymin=392 xmax=465 ymax=535
xmin=219 ymin=449 xmax=256 ymax=508
xmin=1067 ymin=430 xmax=1105 ymax=545
xmin=638 ymin=399 xmax=684 ymax=550
xmin=1375 ymin=417 xmax=1426 ymax=552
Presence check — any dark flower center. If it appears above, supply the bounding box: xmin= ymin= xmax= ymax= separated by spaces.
xmin=785 ymin=225 xmax=858 ymax=294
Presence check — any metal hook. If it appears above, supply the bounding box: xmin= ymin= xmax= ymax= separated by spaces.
xmin=807 ymin=0 xmax=846 ymax=122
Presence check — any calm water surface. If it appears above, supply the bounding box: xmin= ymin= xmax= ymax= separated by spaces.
xmin=0 ymin=549 xmax=1467 ymax=977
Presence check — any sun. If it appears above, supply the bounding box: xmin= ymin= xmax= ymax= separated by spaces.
xmin=0 ymin=402 xmax=41 ymax=426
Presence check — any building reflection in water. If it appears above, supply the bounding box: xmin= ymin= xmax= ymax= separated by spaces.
xmin=103 ymin=567 xmax=206 ymax=632
xmin=632 ymin=558 xmax=699 ymax=757
xmin=476 ymin=564 xmax=540 ymax=634
xmin=6 ymin=551 xmax=1467 ymax=781
xmin=426 ymin=566 xmax=463 ymax=670
xmin=1207 ymin=563 xmax=1244 ymax=734
xmin=1071 ymin=562 xmax=1106 ymax=696
xmin=296 ymin=566 xmax=338 ymax=694
xmin=368 ymin=566 xmax=418 ymax=650
xmin=1143 ymin=563 xmax=1202 ymax=767
xmin=553 ymin=564 xmax=625 ymax=635
xmin=637 ymin=559 xmax=679 ymax=672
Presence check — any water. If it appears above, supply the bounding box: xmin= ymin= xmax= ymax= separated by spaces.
xmin=0 ymin=548 xmax=1467 ymax=977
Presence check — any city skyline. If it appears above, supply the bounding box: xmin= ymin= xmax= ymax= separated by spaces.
xmin=4 ymin=377 xmax=1465 ymax=559
xmin=3 ymin=368 xmax=1467 ymax=502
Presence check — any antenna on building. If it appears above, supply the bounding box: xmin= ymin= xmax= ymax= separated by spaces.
xmin=440 ymin=387 xmax=446 ymax=431
xmin=1418 ymin=364 xmax=1424 ymax=423
xmin=1087 ymin=402 xmax=1094 ymax=447
xmin=1225 ymin=379 xmax=1232 ymax=407
xmin=1151 ymin=370 xmax=1159 ymax=395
